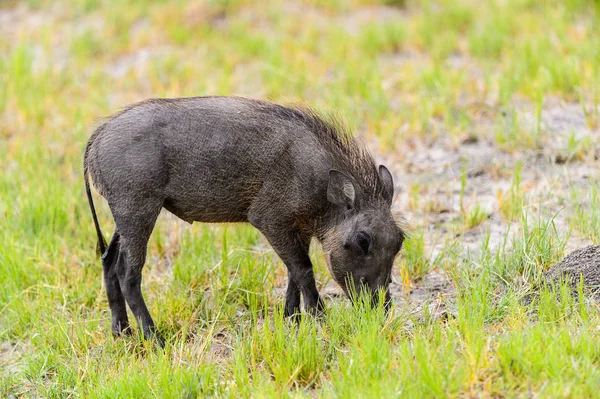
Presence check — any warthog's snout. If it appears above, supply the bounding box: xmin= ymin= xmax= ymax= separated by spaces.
xmin=342 ymin=272 xmax=393 ymax=312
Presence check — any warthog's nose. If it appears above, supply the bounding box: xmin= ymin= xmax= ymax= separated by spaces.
xmin=348 ymin=277 xmax=391 ymax=311
xmin=383 ymin=290 xmax=392 ymax=313
xmin=369 ymin=288 xmax=391 ymax=311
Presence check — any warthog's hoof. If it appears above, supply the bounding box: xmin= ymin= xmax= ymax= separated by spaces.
xmin=111 ymin=320 xmax=132 ymax=337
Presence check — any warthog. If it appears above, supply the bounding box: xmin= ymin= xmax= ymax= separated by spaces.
xmin=84 ymin=96 xmax=405 ymax=344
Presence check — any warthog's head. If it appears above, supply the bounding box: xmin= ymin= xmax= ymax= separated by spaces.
xmin=322 ymin=165 xmax=405 ymax=309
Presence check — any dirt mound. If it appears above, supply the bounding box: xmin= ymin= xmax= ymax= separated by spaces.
xmin=545 ymin=245 xmax=600 ymax=299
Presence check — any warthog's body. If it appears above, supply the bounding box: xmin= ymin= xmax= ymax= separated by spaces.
xmin=84 ymin=96 xmax=404 ymax=344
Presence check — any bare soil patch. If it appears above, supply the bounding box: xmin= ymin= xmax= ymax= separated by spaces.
xmin=545 ymin=245 xmax=600 ymax=299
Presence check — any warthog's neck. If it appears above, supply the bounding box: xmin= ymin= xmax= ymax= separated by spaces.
xmin=313 ymin=206 xmax=344 ymax=245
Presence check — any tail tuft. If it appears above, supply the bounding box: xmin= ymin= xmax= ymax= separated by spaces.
xmin=95 ymin=231 xmax=108 ymax=257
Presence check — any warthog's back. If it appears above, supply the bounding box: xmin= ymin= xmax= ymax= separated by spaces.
xmin=86 ymin=96 xmax=349 ymax=224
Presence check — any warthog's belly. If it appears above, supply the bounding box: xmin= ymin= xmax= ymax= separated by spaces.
xmin=162 ymin=191 xmax=253 ymax=224
xmin=162 ymin=169 xmax=263 ymax=224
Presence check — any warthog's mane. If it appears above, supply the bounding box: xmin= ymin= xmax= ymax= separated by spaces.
xmin=249 ymin=99 xmax=389 ymax=204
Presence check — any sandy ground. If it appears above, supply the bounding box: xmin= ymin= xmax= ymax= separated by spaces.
xmin=378 ymin=99 xmax=599 ymax=318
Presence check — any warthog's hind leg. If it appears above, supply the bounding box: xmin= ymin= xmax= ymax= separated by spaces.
xmin=102 ymin=232 xmax=130 ymax=336
xmin=111 ymin=197 xmax=165 ymax=347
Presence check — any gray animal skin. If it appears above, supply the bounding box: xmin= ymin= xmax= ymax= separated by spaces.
xmin=84 ymin=96 xmax=405 ymax=345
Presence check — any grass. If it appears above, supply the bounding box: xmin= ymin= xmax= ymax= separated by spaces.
xmin=570 ymin=183 xmax=600 ymax=244
xmin=1 ymin=0 xmax=600 ymax=397
xmin=498 ymin=161 xmax=525 ymax=222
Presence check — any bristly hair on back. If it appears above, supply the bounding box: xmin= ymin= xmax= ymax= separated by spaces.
xmin=251 ymin=100 xmax=388 ymax=203
xmin=87 ymin=96 xmax=391 ymax=205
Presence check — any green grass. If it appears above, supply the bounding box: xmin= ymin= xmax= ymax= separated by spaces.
xmin=2 ymin=0 xmax=600 ymax=397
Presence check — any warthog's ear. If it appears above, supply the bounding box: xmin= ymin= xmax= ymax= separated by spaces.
xmin=328 ymin=169 xmax=356 ymax=209
xmin=379 ymin=165 xmax=394 ymax=205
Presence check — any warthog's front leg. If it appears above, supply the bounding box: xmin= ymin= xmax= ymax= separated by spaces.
xmin=284 ymin=273 xmax=301 ymax=318
xmin=248 ymin=212 xmax=324 ymax=316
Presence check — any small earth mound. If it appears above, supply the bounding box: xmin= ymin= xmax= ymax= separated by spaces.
xmin=545 ymin=245 xmax=600 ymax=299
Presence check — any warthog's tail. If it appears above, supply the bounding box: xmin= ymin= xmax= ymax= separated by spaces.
xmin=83 ymin=141 xmax=107 ymax=257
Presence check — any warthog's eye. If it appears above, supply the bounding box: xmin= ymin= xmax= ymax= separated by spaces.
xmin=356 ymin=232 xmax=372 ymax=255
xmin=344 ymin=232 xmax=372 ymax=256
xmin=344 ymin=231 xmax=373 ymax=256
